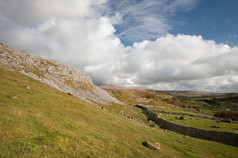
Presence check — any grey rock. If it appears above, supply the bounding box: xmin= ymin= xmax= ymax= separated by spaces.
xmin=222 ymin=118 xmax=232 ymax=123
xmin=142 ymin=141 xmax=161 ymax=150
xmin=11 ymin=95 xmax=17 ymax=99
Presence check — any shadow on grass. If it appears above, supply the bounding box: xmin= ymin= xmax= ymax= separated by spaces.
xmin=139 ymin=106 xmax=238 ymax=147
xmin=142 ymin=141 xmax=149 ymax=148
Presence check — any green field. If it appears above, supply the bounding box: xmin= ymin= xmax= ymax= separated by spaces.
xmin=164 ymin=93 xmax=238 ymax=115
xmin=150 ymin=107 xmax=205 ymax=116
xmin=158 ymin=114 xmax=238 ymax=133
xmin=1 ymin=68 xmax=238 ymax=157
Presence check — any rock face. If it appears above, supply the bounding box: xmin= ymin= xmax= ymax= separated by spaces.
xmin=0 ymin=43 xmax=124 ymax=105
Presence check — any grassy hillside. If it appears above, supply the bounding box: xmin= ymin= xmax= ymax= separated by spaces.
xmin=1 ymin=69 xmax=238 ymax=157
xmin=100 ymin=86 xmax=173 ymax=107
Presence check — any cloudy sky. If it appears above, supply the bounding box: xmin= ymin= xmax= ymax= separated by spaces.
xmin=0 ymin=0 xmax=238 ymax=92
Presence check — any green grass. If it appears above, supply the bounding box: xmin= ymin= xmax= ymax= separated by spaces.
xmin=198 ymin=107 xmax=221 ymax=115
xmin=150 ymin=107 xmax=206 ymax=116
xmin=159 ymin=114 xmax=238 ymax=133
xmin=166 ymin=93 xmax=238 ymax=115
xmin=1 ymin=68 xmax=238 ymax=157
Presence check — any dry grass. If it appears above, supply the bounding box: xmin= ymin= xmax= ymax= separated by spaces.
xmin=101 ymin=87 xmax=173 ymax=107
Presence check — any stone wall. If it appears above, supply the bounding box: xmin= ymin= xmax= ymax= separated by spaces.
xmin=136 ymin=105 xmax=238 ymax=144
xmin=149 ymin=107 xmax=238 ymax=124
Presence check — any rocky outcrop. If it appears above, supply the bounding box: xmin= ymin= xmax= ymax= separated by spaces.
xmin=0 ymin=43 xmax=124 ymax=105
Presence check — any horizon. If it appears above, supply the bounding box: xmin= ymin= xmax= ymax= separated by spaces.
xmin=0 ymin=0 xmax=238 ymax=93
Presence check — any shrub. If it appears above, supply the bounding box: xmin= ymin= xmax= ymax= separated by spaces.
xmin=214 ymin=110 xmax=238 ymax=121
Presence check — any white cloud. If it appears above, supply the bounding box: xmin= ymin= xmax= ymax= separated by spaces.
xmin=0 ymin=14 xmax=124 ymax=67
xmin=82 ymin=33 xmax=238 ymax=93
xmin=0 ymin=0 xmax=238 ymax=93
xmin=113 ymin=35 xmax=238 ymax=92
xmin=106 ymin=0 xmax=198 ymax=42
xmin=0 ymin=0 xmax=107 ymax=25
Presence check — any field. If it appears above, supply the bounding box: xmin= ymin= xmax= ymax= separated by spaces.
xmin=1 ymin=69 xmax=238 ymax=157
xmin=157 ymin=113 xmax=238 ymax=133
xmin=161 ymin=91 xmax=238 ymax=115
xmin=150 ymin=104 xmax=238 ymax=133
xmin=150 ymin=107 xmax=205 ymax=116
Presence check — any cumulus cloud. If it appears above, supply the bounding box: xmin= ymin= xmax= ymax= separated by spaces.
xmin=86 ymin=34 xmax=238 ymax=92
xmin=0 ymin=0 xmax=238 ymax=93
xmin=0 ymin=9 xmax=124 ymax=67
xmin=0 ymin=0 xmax=106 ymax=25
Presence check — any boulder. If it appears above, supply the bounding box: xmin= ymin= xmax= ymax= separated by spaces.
xmin=142 ymin=141 xmax=161 ymax=150
xmin=179 ymin=116 xmax=184 ymax=120
xmin=67 ymin=92 xmax=73 ymax=96
xmin=11 ymin=95 xmax=17 ymax=99
xmin=222 ymin=118 xmax=232 ymax=123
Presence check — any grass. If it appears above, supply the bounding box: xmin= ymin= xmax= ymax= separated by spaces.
xmin=150 ymin=107 xmax=206 ymax=116
xmin=102 ymin=87 xmax=173 ymax=107
xmin=165 ymin=93 xmax=238 ymax=115
xmin=1 ymin=68 xmax=238 ymax=157
xmin=199 ymin=107 xmax=221 ymax=115
xmin=158 ymin=114 xmax=238 ymax=133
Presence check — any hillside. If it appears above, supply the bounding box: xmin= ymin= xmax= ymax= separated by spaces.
xmin=1 ymin=68 xmax=238 ymax=157
xmin=1 ymin=44 xmax=238 ymax=157
xmin=0 ymin=43 xmax=123 ymax=105
xmin=161 ymin=91 xmax=238 ymax=115
xmin=100 ymin=85 xmax=173 ymax=107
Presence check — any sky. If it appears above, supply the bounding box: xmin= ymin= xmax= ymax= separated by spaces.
xmin=0 ymin=0 xmax=238 ymax=92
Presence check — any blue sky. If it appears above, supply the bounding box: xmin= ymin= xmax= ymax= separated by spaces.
xmin=170 ymin=0 xmax=238 ymax=46
xmin=0 ymin=0 xmax=238 ymax=92
xmin=110 ymin=0 xmax=238 ymax=46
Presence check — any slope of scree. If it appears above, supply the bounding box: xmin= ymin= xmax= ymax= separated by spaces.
xmin=0 ymin=43 xmax=124 ymax=105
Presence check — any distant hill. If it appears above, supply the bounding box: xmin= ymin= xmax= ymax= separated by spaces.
xmin=100 ymin=85 xmax=174 ymax=107
xmin=157 ymin=90 xmax=224 ymax=97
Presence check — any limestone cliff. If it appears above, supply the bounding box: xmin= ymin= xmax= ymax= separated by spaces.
xmin=0 ymin=43 xmax=124 ymax=105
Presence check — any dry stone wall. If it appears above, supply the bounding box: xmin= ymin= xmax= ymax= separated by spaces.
xmin=150 ymin=108 xmax=238 ymax=124
xmin=136 ymin=105 xmax=238 ymax=144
